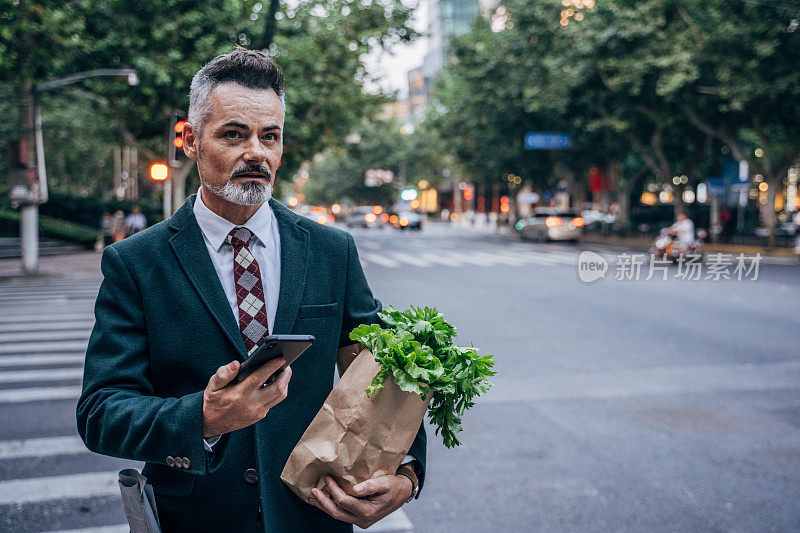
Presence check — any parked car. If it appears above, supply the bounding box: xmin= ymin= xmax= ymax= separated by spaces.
xmin=392 ymin=211 xmax=423 ymax=231
xmin=346 ymin=206 xmax=382 ymax=229
xmin=517 ymin=212 xmax=585 ymax=242
xmin=303 ymin=206 xmax=333 ymax=225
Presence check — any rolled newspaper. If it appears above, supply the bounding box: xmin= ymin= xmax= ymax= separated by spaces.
xmin=118 ymin=469 xmax=161 ymax=533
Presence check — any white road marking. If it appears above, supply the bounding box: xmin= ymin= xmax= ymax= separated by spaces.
xmin=0 ymin=368 xmax=83 ymax=383
xmin=486 ymin=360 xmax=800 ymax=403
xmin=0 ymin=330 xmax=91 ymax=343
xmin=0 ymin=314 xmax=95 ymax=324
xmin=0 ymin=471 xmax=119 ymax=505
xmin=0 ymin=435 xmax=88 ymax=459
xmin=0 ymin=341 xmax=88 ymax=354
xmin=0 ymin=386 xmax=81 ymax=403
xmin=0 ymin=354 xmax=85 ymax=367
xmin=362 ymin=253 xmax=399 ymax=268
xmin=0 ymin=321 xmax=93 ymax=334
xmin=388 ymin=252 xmax=431 ymax=268
xmin=45 ymin=526 xmax=127 ymax=533
xmin=471 ymin=251 xmax=527 ymax=266
xmin=417 ymin=252 xmax=464 ymax=267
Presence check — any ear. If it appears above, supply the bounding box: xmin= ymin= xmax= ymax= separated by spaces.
xmin=183 ymin=122 xmax=200 ymax=161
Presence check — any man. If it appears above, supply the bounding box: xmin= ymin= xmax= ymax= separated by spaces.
xmin=669 ymin=212 xmax=695 ymax=244
xmin=126 ymin=205 xmax=147 ymax=235
xmin=77 ymin=48 xmax=426 ymax=532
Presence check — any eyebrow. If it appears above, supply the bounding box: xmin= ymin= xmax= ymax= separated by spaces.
xmin=222 ymin=121 xmax=281 ymax=132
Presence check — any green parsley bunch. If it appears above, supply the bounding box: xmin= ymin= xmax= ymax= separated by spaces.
xmin=349 ymin=306 xmax=496 ymax=448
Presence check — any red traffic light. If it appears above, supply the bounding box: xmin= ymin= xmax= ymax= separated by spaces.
xmin=174 ymin=120 xmax=186 ymax=134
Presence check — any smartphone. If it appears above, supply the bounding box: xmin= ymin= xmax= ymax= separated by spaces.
xmin=233 ymin=334 xmax=315 ymax=387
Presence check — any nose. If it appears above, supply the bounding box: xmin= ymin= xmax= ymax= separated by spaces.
xmin=242 ymin=134 xmax=269 ymax=165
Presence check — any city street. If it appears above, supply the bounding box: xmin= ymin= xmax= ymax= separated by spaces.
xmin=0 ymin=224 xmax=798 ymax=532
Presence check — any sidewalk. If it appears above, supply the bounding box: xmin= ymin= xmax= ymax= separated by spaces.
xmin=0 ymin=251 xmax=103 ymax=279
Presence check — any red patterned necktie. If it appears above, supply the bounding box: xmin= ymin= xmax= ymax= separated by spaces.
xmin=226 ymin=227 xmax=269 ymax=353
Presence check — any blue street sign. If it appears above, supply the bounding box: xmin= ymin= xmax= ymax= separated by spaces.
xmin=524 ymin=132 xmax=571 ymax=150
xmin=706 ymin=178 xmax=725 ymax=198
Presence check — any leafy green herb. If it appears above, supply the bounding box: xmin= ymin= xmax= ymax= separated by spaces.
xmin=349 ymin=306 xmax=496 ymax=448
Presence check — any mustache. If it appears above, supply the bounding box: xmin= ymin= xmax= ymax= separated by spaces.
xmin=230 ymin=165 xmax=272 ymax=181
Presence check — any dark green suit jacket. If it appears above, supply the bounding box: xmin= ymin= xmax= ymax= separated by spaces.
xmin=77 ymin=195 xmax=426 ymax=532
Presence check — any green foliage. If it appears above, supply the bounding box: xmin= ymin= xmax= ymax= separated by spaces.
xmin=428 ymin=0 xmax=799 ymax=231
xmin=1 ymin=0 xmax=419 ymax=200
xmin=303 ymin=119 xmax=449 ymax=206
xmin=37 ymin=191 xmax=162 ymax=228
xmin=0 ymin=209 xmax=99 ymax=247
xmin=349 ymin=306 xmax=496 ymax=448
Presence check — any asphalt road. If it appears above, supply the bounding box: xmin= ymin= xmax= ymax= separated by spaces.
xmin=0 ymin=222 xmax=798 ymax=532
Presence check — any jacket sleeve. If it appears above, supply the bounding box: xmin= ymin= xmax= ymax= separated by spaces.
xmin=338 ymin=232 xmax=428 ymax=496
xmin=76 ymin=246 xmax=212 ymax=476
xmin=339 ymin=232 xmax=382 ymax=347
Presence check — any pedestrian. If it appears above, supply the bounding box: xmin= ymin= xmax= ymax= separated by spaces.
xmin=126 ymin=205 xmax=147 ymax=235
xmin=100 ymin=211 xmax=113 ymax=248
xmin=77 ymin=48 xmax=426 ymax=533
xmin=110 ymin=209 xmax=127 ymax=242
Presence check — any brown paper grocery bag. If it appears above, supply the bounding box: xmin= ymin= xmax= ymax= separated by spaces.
xmin=281 ymin=347 xmax=430 ymax=501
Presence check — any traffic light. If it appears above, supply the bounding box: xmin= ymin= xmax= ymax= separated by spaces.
xmin=150 ymin=162 xmax=169 ymax=181
xmin=168 ymin=110 xmax=187 ymax=167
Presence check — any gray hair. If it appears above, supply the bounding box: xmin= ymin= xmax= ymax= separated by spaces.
xmin=188 ymin=47 xmax=285 ymax=134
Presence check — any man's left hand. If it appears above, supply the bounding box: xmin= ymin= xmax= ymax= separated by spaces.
xmin=308 ymin=475 xmax=413 ymax=529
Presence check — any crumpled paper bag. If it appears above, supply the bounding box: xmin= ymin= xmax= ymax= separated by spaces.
xmin=281 ymin=346 xmax=430 ymax=500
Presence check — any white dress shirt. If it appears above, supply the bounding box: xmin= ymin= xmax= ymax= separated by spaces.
xmin=194 ymin=188 xmax=280 ymax=451
xmin=193 ymin=190 xmax=417 ymax=471
xmin=193 ymin=188 xmax=281 ymax=334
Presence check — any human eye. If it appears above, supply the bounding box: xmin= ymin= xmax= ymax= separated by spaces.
xmin=263 ymin=132 xmax=279 ymax=142
xmin=223 ymin=130 xmax=242 ymax=139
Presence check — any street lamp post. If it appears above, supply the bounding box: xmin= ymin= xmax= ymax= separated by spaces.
xmin=13 ymin=69 xmax=138 ymax=274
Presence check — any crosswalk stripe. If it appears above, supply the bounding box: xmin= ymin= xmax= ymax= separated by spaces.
xmin=44 ymin=526 xmax=127 ymax=533
xmin=0 ymin=435 xmax=87 ymax=459
xmin=0 ymin=341 xmax=88 ymax=354
xmin=0 ymin=288 xmax=98 ymax=296
xmin=0 ymin=471 xmax=119 ymax=505
xmin=0 ymin=354 xmax=86 ymax=366
xmin=362 ymin=253 xmax=398 ymax=268
xmin=0 ymin=386 xmax=81 ymax=403
xmin=456 ymin=252 xmax=507 ymax=265
xmin=0 ymin=314 xmax=95 ymax=323
xmin=0 ymin=322 xmax=93 ymax=334
xmin=518 ymin=253 xmax=562 ymax=265
xmin=471 ymin=251 xmax=527 ymax=266
xmin=0 ymin=368 xmax=83 ymax=383
xmin=0 ymin=330 xmax=91 ymax=343
xmin=416 ymin=252 xmax=464 ymax=267
xmin=388 ymin=252 xmax=430 ymax=268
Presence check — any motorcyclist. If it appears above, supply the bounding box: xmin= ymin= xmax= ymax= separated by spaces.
xmin=669 ymin=213 xmax=695 ymax=244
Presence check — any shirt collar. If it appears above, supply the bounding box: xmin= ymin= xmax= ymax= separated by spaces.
xmin=193 ymin=187 xmax=275 ymax=252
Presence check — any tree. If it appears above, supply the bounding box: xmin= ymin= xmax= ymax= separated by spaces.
xmin=0 ymin=0 xmax=419 ymax=205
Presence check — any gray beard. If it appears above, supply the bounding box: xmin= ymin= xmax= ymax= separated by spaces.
xmin=202 ymin=178 xmax=273 ymax=206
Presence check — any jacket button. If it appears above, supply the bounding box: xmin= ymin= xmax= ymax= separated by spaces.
xmin=244 ymin=468 xmax=259 ymax=484
xmin=182 ymin=457 xmax=191 ymax=469
xmin=166 ymin=456 xmax=175 ymax=467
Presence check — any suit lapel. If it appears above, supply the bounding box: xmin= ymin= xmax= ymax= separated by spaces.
xmin=270 ymin=199 xmax=309 ymax=334
xmin=168 ymin=196 xmax=247 ymax=359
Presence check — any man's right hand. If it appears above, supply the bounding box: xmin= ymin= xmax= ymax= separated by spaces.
xmin=202 ymin=357 xmax=292 ymax=438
